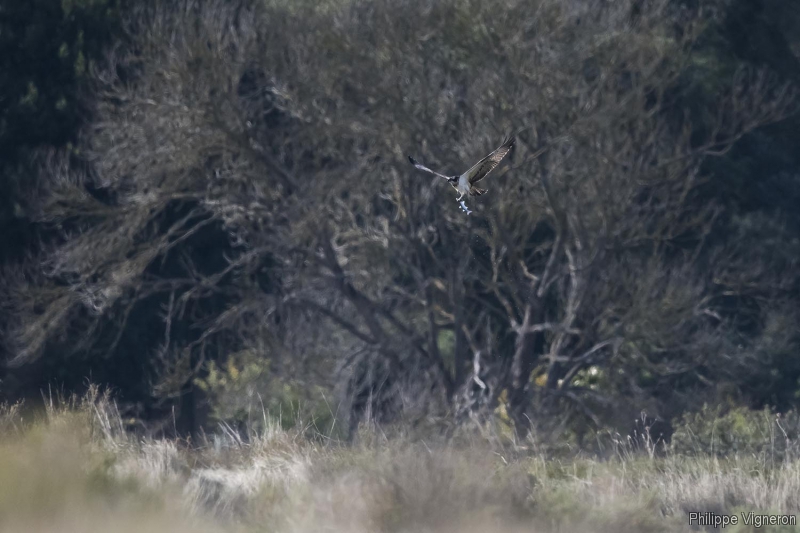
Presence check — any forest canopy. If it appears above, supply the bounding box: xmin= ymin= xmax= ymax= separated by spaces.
xmin=1 ymin=0 xmax=799 ymax=445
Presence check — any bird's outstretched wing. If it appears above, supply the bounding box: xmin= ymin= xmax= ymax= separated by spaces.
xmin=464 ymin=136 xmax=515 ymax=185
xmin=408 ymin=156 xmax=451 ymax=181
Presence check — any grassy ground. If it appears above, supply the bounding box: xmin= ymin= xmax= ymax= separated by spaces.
xmin=1 ymin=391 xmax=799 ymax=533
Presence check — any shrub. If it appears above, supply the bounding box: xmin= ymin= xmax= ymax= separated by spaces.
xmin=671 ymin=404 xmax=800 ymax=460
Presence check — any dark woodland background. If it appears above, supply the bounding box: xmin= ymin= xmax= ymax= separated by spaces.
xmin=1 ymin=0 xmax=800 ymax=446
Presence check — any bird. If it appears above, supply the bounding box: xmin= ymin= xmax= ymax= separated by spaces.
xmin=408 ymin=136 xmax=516 ymax=207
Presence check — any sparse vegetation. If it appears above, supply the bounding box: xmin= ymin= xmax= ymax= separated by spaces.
xmin=2 ymin=390 xmax=800 ymax=533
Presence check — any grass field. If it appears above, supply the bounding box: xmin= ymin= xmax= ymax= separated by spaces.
xmin=1 ymin=390 xmax=799 ymax=533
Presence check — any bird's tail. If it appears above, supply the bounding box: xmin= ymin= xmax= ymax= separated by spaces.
xmin=470 ymin=188 xmax=488 ymax=196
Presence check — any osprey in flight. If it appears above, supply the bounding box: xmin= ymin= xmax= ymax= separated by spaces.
xmin=408 ymin=136 xmax=515 ymax=211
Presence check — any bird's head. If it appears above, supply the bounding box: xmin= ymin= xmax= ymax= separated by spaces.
xmin=448 ymin=176 xmax=458 ymax=183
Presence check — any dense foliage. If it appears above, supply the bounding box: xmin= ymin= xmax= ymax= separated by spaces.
xmin=0 ymin=0 xmax=123 ymax=250
xmin=1 ymin=0 xmax=799 ymax=443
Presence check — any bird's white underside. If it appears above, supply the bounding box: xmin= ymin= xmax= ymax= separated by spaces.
xmin=456 ymin=175 xmax=472 ymax=214
xmin=455 ymin=175 xmax=471 ymax=200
